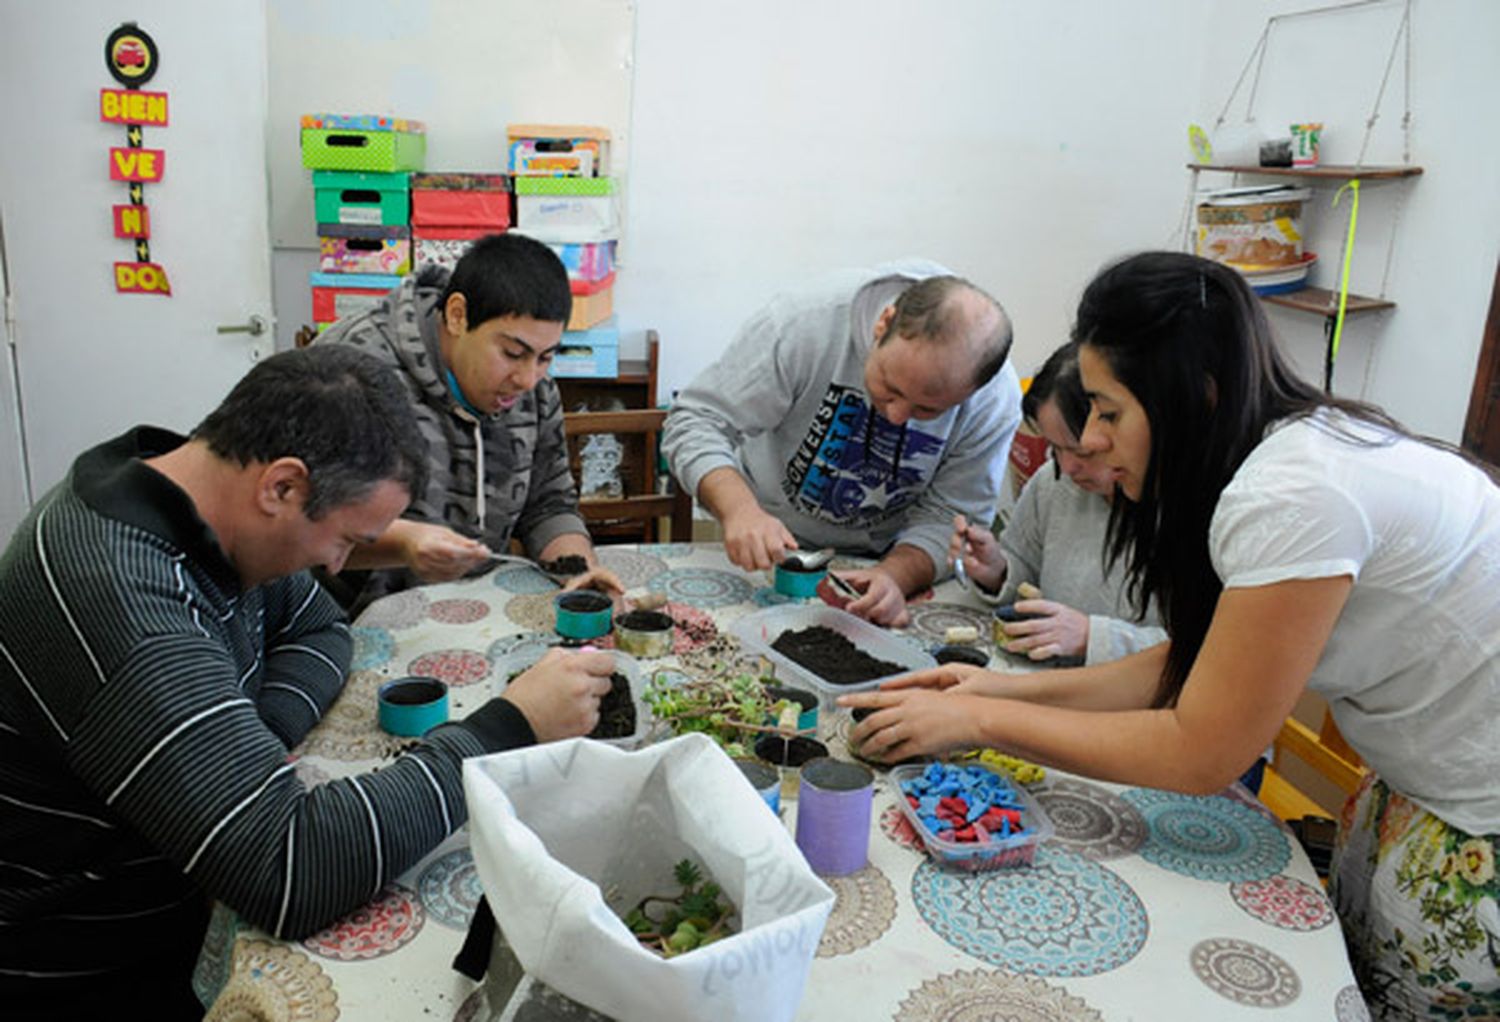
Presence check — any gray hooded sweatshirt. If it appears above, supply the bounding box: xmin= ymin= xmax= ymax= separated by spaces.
xmin=662 ymin=261 xmax=1022 ymax=576
xmin=316 ymin=271 xmax=586 ymax=604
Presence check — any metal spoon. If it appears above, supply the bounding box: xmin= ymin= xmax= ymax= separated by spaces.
xmin=952 ymin=554 xmax=973 ymax=592
xmin=486 ymin=551 xmax=573 ymax=587
xmin=782 ymin=547 xmax=835 ymax=571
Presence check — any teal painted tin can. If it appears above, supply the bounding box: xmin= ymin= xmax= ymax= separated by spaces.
xmin=554 ymin=590 xmax=612 ymax=640
xmin=765 ymin=684 xmax=819 ymax=733
xmin=377 ymin=676 xmax=449 ymax=736
xmin=773 ymin=561 xmax=826 ymax=598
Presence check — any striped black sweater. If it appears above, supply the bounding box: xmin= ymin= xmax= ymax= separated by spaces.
xmin=0 ymin=428 xmax=533 ymax=994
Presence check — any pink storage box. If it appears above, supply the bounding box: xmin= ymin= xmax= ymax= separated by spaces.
xmin=317 ymin=225 xmax=411 ymax=276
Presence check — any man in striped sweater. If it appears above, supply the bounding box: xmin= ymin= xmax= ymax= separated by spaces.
xmin=0 ymin=346 xmax=615 ymax=1017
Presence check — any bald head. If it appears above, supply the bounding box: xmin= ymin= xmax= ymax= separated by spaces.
xmin=881 ymin=276 xmax=1012 ymax=389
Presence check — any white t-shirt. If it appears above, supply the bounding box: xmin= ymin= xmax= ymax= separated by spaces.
xmin=1210 ymin=411 xmax=1500 ymax=834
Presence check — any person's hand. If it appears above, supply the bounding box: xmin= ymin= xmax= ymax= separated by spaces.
xmin=839 ymin=569 xmax=909 ymax=627
xmin=563 ymin=566 xmax=626 ymax=598
xmin=948 ymin=514 xmax=1005 ymax=591
xmin=499 ymin=648 xmax=616 ymax=742
xmin=998 ymin=599 xmax=1089 ymax=660
xmin=841 ymin=688 xmax=984 ymax=763
xmin=721 ymin=504 xmax=798 ymax=572
xmin=400 ymin=522 xmax=490 ymax=582
xmin=871 ymin=663 xmax=982 ymax=693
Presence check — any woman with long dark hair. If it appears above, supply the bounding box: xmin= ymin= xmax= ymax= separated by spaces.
xmin=847 ymin=251 xmax=1500 ymax=1018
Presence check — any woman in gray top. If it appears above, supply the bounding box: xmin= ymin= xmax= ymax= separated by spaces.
xmin=949 ymin=342 xmax=1166 ymax=664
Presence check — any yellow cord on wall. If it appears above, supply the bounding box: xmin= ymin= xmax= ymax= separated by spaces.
xmin=1329 ymin=179 xmax=1362 ymax=367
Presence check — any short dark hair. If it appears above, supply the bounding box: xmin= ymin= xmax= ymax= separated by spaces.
xmin=886 ymin=276 xmax=1013 ymax=388
xmin=442 ymin=233 xmax=572 ymax=327
xmin=1074 ymin=251 xmax=1423 ymax=706
xmin=1022 ymin=341 xmax=1088 ymax=439
xmin=193 ymin=346 xmax=428 ymax=518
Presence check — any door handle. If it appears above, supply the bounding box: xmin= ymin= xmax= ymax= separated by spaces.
xmin=216 ymin=314 xmax=269 ymax=336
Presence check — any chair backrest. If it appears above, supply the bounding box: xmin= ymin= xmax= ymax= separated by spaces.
xmin=563 ymin=408 xmax=692 ymax=544
xmin=1259 ymin=710 xmax=1367 ymax=822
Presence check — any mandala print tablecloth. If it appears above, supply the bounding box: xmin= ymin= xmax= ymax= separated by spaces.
xmin=198 ymin=544 xmax=1365 ymax=1022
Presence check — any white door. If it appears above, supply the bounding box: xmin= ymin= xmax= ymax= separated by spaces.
xmin=0 ymin=225 xmax=29 ymax=544
xmin=0 ymin=0 xmax=273 ymax=502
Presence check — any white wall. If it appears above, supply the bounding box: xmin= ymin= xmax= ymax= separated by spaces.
xmin=612 ymin=0 xmax=1499 ymax=441
xmin=1191 ymin=0 xmax=1500 ymax=440
xmin=618 ymin=0 xmax=1211 ymax=402
xmin=265 ymin=0 xmax=634 ymax=352
xmin=259 ymin=0 xmax=1500 ymax=438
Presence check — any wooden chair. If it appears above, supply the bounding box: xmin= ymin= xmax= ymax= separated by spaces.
xmin=1259 ymin=710 xmax=1367 ymax=823
xmin=563 ymin=408 xmax=693 ymax=544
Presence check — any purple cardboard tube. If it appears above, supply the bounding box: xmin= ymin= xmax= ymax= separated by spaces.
xmin=794 ymin=757 xmax=873 ymax=876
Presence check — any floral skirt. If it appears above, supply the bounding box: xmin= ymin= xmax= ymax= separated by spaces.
xmin=1330 ymin=773 xmax=1500 ymax=1020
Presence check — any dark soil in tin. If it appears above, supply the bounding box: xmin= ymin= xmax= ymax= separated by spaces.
xmin=770 ymin=625 xmax=905 ymax=686
xmin=932 ymin=644 xmax=989 ymax=667
xmin=616 ymin=610 xmax=673 ymax=632
xmin=778 ymin=556 xmax=822 ymax=573
xmin=381 ymin=679 xmax=444 ymax=704
xmin=539 ymin=554 xmax=590 ymax=577
xmin=558 ymin=591 xmax=611 ymax=613
xmin=588 ymin=671 xmax=637 ymax=740
xmin=754 ymin=733 xmax=828 ymax=767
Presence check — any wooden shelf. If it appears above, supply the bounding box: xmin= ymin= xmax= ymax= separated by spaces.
xmin=1188 ymin=162 xmax=1423 ymax=181
xmin=1261 ymin=286 xmax=1394 ymax=316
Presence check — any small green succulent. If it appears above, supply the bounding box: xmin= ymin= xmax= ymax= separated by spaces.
xmin=621 ymin=858 xmax=736 ymax=957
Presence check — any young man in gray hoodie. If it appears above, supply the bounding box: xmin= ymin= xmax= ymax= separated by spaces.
xmin=316 ymin=234 xmax=621 ymax=610
xmin=662 ymin=262 xmax=1021 ymax=626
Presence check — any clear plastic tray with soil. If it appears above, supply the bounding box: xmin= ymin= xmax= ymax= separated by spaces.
xmin=729 ymin=605 xmax=936 ymax=705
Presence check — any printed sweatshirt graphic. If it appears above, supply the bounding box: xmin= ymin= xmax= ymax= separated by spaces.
xmin=663 ymin=261 xmax=1022 ymax=574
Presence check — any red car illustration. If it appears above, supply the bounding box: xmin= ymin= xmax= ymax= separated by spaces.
xmin=115 ymin=40 xmax=147 ymax=67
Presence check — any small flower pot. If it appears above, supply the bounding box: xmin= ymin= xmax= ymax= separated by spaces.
xmin=377 ymin=676 xmax=449 ymax=737
xmin=754 ymin=733 xmax=830 ymax=804
xmin=613 ymin=609 xmax=674 ymax=657
xmin=764 ymin=684 xmax=819 ymax=733
xmin=774 ymin=560 xmax=827 ymax=598
xmin=931 ymin=643 xmax=990 ymax=667
xmin=991 ymin=603 xmax=1044 ymax=647
xmin=733 ymin=757 xmax=782 ymax=815
xmin=555 ymin=590 xmax=612 ymax=640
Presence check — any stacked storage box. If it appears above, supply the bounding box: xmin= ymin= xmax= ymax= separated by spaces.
xmin=300 ymin=114 xmax=425 ymax=331
xmin=410 ymin=172 xmax=511 ymax=273
xmin=508 ymin=124 xmax=619 ymax=375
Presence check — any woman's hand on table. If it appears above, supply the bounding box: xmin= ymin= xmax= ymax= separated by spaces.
xmin=839 ymin=569 xmax=910 ymax=627
xmin=399 ymin=522 xmax=490 ymax=582
xmin=840 ymin=686 xmax=986 ymax=762
xmin=998 ymin=599 xmax=1089 ymax=660
xmin=501 ymin=648 xmax=616 ymax=741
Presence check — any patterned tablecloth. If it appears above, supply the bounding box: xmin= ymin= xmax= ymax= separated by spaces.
xmin=196 ymin=543 xmax=1368 ymax=1022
